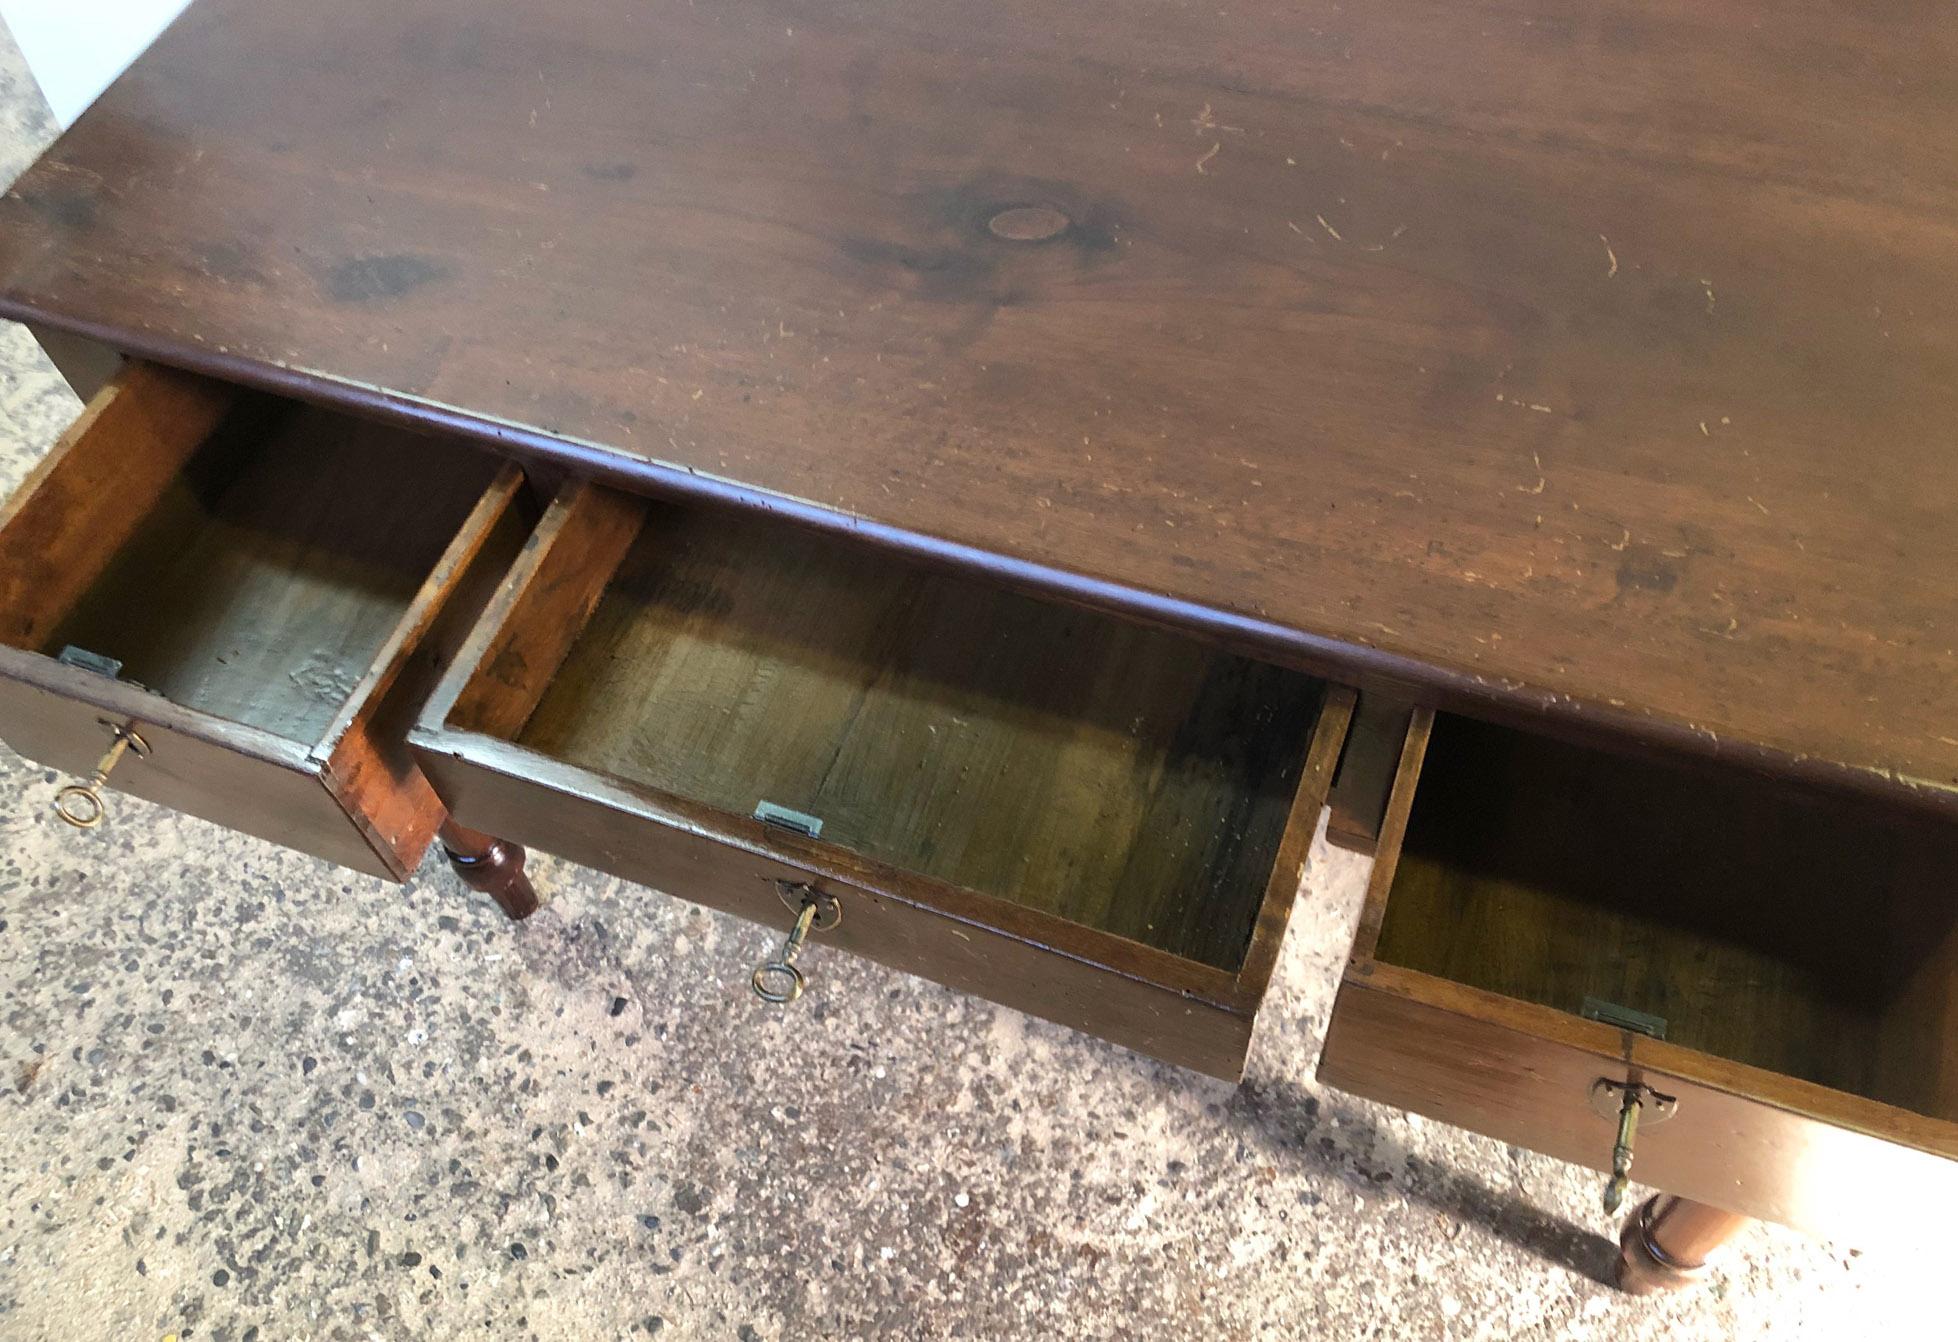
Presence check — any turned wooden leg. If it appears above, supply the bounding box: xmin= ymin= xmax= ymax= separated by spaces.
xmin=439 ymin=819 xmax=540 ymax=920
xmin=1614 ymin=1195 xmax=1750 ymax=1294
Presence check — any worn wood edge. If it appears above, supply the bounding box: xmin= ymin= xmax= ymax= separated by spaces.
xmin=423 ymin=478 xmax=1332 ymax=1011
xmin=0 ymin=359 xmax=236 ymax=647
xmin=1326 ymin=692 xmax=1416 ymax=853
xmin=411 ymin=724 xmax=1257 ymax=1010
xmin=0 ymin=643 xmax=319 ymax=773
xmin=1344 ymin=707 xmax=1435 ymax=966
xmin=25 ymin=322 xmax=122 ymax=402
xmin=1316 ymin=969 xmax=1937 ymax=1239
xmin=0 ymin=364 xmax=129 ymax=533
xmin=316 ymin=462 xmax=530 ymax=754
xmin=9 ymin=326 xmax=1952 ymax=822
xmin=419 ymin=726 xmax=1253 ymax=1076
xmin=1335 ymin=961 xmax=1641 ymax=1069
xmin=1310 ymin=976 xmax=1619 ymax=1210
xmin=424 ymin=480 xmax=647 ymax=740
xmin=1629 ymin=1026 xmax=1958 ymax=1165
xmin=1232 ymin=682 xmax=1354 ymax=1003
xmin=318 ymin=726 xmax=417 ymax=882
xmin=0 ymin=358 xmax=228 ymax=527
xmin=1344 ymin=709 xmax=1958 ymax=1159
xmin=1339 ymin=961 xmax=1958 ymax=1166
xmin=316 ymin=462 xmax=534 ymax=878
xmin=1313 ymin=967 xmax=1632 ymax=1174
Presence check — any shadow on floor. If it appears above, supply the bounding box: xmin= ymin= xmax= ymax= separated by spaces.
xmin=1224 ymin=1072 xmax=1620 ymax=1285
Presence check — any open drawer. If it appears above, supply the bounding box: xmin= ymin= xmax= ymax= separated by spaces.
xmin=1319 ymin=709 xmax=1958 ymax=1239
xmin=0 ymin=362 xmax=531 ymax=878
xmin=411 ymin=482 xmax=1353 ymax=1077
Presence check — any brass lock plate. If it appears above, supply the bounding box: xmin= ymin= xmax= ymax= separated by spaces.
xmin=1589 ymin=1077 xmax=1678 ymax=1124
xmin=773 ymin=879 xmax=841 ymax=931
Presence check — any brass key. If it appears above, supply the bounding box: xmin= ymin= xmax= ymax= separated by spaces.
xmin=750 ymin=882 xmax=841 ymax=1003
xmin=1590 ymin=1077 xmax=1678 ymax=1215
xmin=1604 ymin=1086 xmax=1641 ymax=1214
xmin=53 ymin=723 xmax=150 ymax=829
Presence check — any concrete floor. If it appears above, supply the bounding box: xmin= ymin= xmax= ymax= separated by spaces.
xmin=0 ymin=23 xmax=1938 ymax=1342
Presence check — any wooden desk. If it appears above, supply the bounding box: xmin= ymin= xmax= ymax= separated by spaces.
xmin=0 ymin=0 xmax=1952 ymax=1294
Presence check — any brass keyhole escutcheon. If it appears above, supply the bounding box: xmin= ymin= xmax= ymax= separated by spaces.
xmin=988 ymin=205 xmax=1070 ymax=242
xmin=54 ymin=722 xmax=150 ymax=829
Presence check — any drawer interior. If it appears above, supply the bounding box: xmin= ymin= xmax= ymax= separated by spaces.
xmin=1375 ymin=714 xmax=1958 ymax=1119
xmin=9 ymin=394 xmax=497 ymax=743
xmin=452 ymin=499 xmax=1328 ymax=970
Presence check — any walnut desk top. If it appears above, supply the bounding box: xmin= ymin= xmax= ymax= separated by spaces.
xmin=2 ymin=0 xmax=1952 ymax=814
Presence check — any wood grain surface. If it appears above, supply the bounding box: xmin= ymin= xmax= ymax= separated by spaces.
xmin=1322 ymin=681 xmax=1958 ymax=1242
xmin=512 ymin=498 xmax=1325 ymax=969
xmin=1325 ymin=691 xmax=1414 ymax=853
xmin=415 ymin=485 xmax=1354 ymax=1072
xmin=48 ymin=399 xmax=499 ymax=742
xmin=0 ymin=646 xmax=399 ymax=877
xmin=414 ymin=726 xmax=1269 ymax=1078
xmin=0 ymin=361 xmax=234 ymax=648
xmin=1 ymin=0 xmax=1953 ymax=812
xmin=1374 ymin=714 xmax=1958 ymax=1115
xmin=318 ymin=463 xmax=534 ymax=877
xmin=1319 ymin=964 xmax=1958 ymax=1242
xmin=0 ymin=364 xmax=524 ymax=878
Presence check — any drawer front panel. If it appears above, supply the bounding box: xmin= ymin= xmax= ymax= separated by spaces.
xmin=1321 ymin=965 xmax=1958 ymax=1240
xmin=1320 ymin=970 xmax=1633 ymax=1180
xmin=0 ymin=362 xmax=534 ymax=879
xmin=419 ymin=741 xmax=1262 ymax=1078
xmin=1320 ymin=705 xmax=1958 ymax=1241
xmin=412 ymin=480 xmax=1355 ymax=1076
xmin=0 ymin=655 xmax=388 ymax=876
xmin=1622 ymin=1048 xmax=1958 ymax=1243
